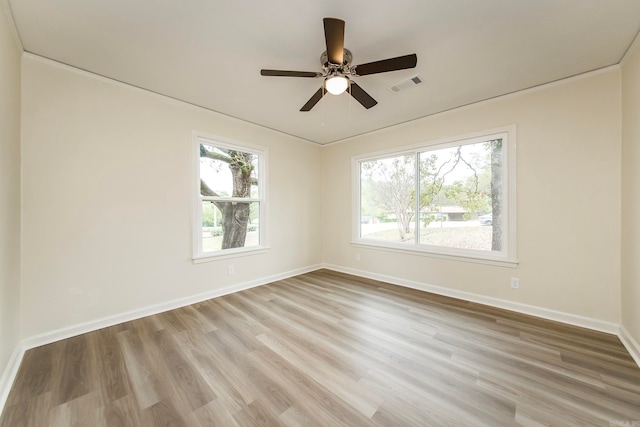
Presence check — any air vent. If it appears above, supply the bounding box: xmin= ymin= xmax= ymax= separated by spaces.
xmin=389 ymin=75 xmax=423 ymax=93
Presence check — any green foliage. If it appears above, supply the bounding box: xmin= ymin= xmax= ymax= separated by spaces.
xmin=421 ymin=213 xmax=446 ymax=228
xmin=361 ymin=155 xmax=416 ymax=239
xmin=249 ymin=202 xmax=260 ymax=223
xmin=363 ymin=141 xmax=495 ymax=231
xmin=360 ymin=177 xmax=388 ymax=220
xmin=419 ymin=152 xmax=442 ymax=210
xmin=202 ymin=202 xmax=218 ymax=227
xmin=429 ymin=143 xmax=492 ymax=219
xmin=359 ymin=138 xmax=504 ymax=252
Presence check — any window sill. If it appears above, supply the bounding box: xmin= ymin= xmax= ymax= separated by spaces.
xmin=351 ymin=240 xmax=518 ymax=268
xmin=192 ymin=246 xmax=270 ymax=264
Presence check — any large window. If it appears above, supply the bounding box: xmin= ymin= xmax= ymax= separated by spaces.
xmin=192 ymin=132 xmax=267 ymax=260
xmin=354 ymin=127 xmax=516 ymax=266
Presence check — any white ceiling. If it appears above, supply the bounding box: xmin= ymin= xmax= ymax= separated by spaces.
xmin=6 ymin=0 xmax=640 ymax=145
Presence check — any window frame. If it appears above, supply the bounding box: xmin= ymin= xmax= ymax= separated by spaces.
xmin=352 ymin=126 xmax=517 ymax=267
xmin=192 ymin=131 xmax=269 ymax=262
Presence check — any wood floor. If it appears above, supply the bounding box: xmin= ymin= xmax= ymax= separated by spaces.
xmin=1 ymin=270 xmax=639 ymax=426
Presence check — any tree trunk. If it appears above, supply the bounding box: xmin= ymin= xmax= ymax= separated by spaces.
xmin=200 ymin=149 xmax=255 ymax=250
xmin=219 ymin=151 xmax=254 ymax=249
xmin=220 ymin=202 xmax=251 ymax=249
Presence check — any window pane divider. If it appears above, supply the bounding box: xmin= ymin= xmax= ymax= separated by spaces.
xmin=414 ymin=151 xmax=420 ymax=245
xmin=201 ymin=196 xmax=261 ymax=203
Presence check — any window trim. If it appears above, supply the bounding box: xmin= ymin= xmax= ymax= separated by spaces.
xmin=192 ymin=131 xmax=269 ymax=262
xmin=352 ymin=125 xmax=517 ymax=267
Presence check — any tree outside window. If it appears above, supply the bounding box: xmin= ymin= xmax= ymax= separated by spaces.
xmin=193 ymin=133 xmax=266 ymax=259
xmin=356 ymin=128 xmax=515 ymax=264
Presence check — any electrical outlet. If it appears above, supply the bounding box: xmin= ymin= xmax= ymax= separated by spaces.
xmin=510 ymin=277 xmax=520 ymax=289
xmin=228 ymin=265 xmax=235 ymax=275
xmin=355 ymin=253 xmax=361 ymax=262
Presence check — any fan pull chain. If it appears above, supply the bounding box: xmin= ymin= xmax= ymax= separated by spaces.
xmin=348 ymin=81 xmax=352 ymax=127
xmin=321 ymin=84 xmax=326 ymax=127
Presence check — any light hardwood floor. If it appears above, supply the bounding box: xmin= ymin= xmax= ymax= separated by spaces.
xmin=1 ymin=269 xmax=639 ymax=426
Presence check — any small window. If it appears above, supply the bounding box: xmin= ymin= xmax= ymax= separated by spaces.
xmin=354 ymin=127 xmax=516 ymax=266
xmin=192 ymin=132 xmax=267 ymax=260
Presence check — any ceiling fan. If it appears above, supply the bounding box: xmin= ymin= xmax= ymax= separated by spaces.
xmin=260 ymin=18 xmax=418 ymax=112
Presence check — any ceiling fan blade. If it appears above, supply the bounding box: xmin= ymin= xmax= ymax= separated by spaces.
xmin=349 ymin=81 xmax=377 ymax=109
xmin=261 ymin=69 xmax=322 ymax=78
xmin=323 ymin=18 xmax=345 ymax=65
xmin=354 ymin=54 xmax=417 ymax=76
xmin=300 ymin=88 xmax=325 ymax=111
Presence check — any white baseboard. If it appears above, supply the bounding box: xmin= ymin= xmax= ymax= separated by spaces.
xmin=22 ymin=264 xmax=322 ymax=350
xmin=0 ymin=343 xmax=26 ymax=418
xmin=619 ymin=326 xmax=640 ymax=368
xmin=0 ymin=264 xmax=322 ymax=417
xmin=2 ymin=263 xmax=638 ymax=418
xmin=323 ymin=264 xmax=621 ymax=335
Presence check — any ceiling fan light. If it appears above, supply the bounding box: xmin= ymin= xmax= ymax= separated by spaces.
xmin=325 ymin=76 xmax=349 ymax=95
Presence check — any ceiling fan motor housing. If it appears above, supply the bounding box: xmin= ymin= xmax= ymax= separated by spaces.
xmin=321 ymin=48 xmax=353 ymax=69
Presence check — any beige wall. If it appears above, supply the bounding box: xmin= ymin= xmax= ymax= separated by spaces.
xmin=0 ymin=5 xmax=21 ymax=381
xmin=10 ymin=35 xmax=637 ymax=350
xmin=622 ymin=39 xmax=640 ymax=344
xmin=20 ymin=55 xmax=323 ymax=338
xmin=323 ymin=70 xmax=622 ymax=324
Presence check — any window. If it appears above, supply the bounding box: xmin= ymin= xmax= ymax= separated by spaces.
xmin=354 ymin=126 xmax=516 ymax=266
xmin=192 ymin=132 xmax=267 ymax=260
